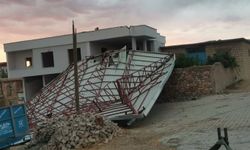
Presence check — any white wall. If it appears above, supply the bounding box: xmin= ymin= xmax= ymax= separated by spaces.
xmin=8 ymin=42 xmax=91 ymax=78
xmin=7 ymin=52 xmax=16 ymax=70
xmin=7 ymin=50 xmax=32 ymax=70
xmin=4 ymin=25 xmax=165 ymax=52
xmin=89 ymin=41 xmax=127 ymax=56
xmin=6 ymin=25 xmax=166 ymax=78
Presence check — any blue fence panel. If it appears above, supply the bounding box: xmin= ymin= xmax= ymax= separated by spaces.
xmin=0 ymin=120 xmax=14 ymax=138
xmin=14 ymin=116 xmax=29 ymax=136
xmin=0 ymin=104 xmax=29 ymax=149
xmin=0 ymin=108 xmax=14 ymax=139
xmin=13 ymin=105 xmax=29 ymax=136
xmin=0 ymin=108 xmax=11 ymax=120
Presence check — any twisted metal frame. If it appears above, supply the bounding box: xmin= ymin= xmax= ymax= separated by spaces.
xmin=26 ymin=49 xmax=174 ymax=127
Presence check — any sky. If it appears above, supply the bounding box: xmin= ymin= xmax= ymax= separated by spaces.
xmin=1 ymin=0 xmax=250 ymax=62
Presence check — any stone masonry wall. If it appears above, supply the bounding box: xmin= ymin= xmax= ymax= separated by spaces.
xmin=159 ymin=63 xmax=238 ymax=102
xmin=159 ymin=65 xmax=214 ymax=102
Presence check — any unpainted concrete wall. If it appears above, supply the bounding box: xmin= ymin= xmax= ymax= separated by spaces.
xmin=213 ymin=62 xmax=240 ymax=92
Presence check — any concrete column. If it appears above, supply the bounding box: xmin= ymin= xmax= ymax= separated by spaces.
xmin=42 ymin=75 xmax=46 ymax=87
xmin=131 ymin=37 xmax=137 ymax=50
xmin=85 ymin=42 xmax=91 ymax=57
xmin=150 ymin=40 xmax=157 ymax=52
xmin=143 ymin=40 xmax=147 ymax=51
xmin=22 ymin=78 xmax=27 ymax=101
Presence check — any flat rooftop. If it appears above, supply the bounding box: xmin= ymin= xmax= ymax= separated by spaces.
xmin=4 ymin=25 xmax=162 ymax=52
xmin=161 ymin=38 xmax=250 ymax=50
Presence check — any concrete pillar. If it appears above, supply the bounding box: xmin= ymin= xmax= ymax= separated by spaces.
xmin=150 ymin=40 xmax=157 ymax=52
xmin=143 ymin=40 xmax=147 ymax=51
xmin=42 ymin=75 xmax=46 ymax=87
xmin=86 ymin=42 xmax=91 ymax=56
xmin=132 ymin=37 xmax=137 ymax=50
xmin=22 ymin=78 xmax=27 ymax=101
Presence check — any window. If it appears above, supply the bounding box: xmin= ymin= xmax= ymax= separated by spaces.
xmin=68 ymin=48 xmax=81 ymax=64
xmin=101 ymin=48 xmax=108 ymax=53
xmin=42 ymin=52 xmax=54 ymax=67
xmin=248 ymin=49 xmax=250 ymax=56
xmin=25 ymin=57 xmax=32 ymax=67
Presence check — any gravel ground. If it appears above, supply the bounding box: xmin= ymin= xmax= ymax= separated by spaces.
xmin=88 ymin=92 xmax=250 ymax=150
xmin=12 ymin=82 xmax=250 ymax=150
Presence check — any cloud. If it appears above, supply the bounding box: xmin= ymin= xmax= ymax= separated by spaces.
xmin=0 ymin=0 xmax=36 ymax=6
xmin=0 ymin=0 xmax=250 ymax=61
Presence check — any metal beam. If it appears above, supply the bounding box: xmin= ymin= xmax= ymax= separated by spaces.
xmin=72 ymin=21 xmax=80 ymax=114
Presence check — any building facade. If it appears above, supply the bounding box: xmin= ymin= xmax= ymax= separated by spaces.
xmin=4 ymin=25 xmax=165 ymax=100
xmin=161 ymin=38 xmax=250 ymax=80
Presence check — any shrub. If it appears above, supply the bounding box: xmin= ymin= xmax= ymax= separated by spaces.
xmin=175 ymin=54 xmax=201 ymax=68
xmin=0 ymin=69 xmax=7 ymax=78
xmin=206 ymin=52 xmax=238 ymax=68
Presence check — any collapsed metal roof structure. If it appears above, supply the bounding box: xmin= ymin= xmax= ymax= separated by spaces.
xmin=27 ymin=49 xmax=175 ymax=126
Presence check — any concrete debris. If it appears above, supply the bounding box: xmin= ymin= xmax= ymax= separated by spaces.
xmin=26 ymin=113 xmax=121 ymax=150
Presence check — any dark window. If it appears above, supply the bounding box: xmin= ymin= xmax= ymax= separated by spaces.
xmin=42 ymin=52 xmax=54 ymax=67
xmin=101 ymin=48 xmax=108 ymax=53
xmin=68 ymin=48 xmax=81 ymax=64
xmin=25 ymin=57 xmax=32 ymax=67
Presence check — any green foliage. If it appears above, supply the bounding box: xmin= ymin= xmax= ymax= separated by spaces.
xmin=0 ymin=69 xmax=7 ymax=78
xmin=175 ymin=54 xmax=201 ymax=68
xmin=206 ymin=52 xmax=238 ymax=68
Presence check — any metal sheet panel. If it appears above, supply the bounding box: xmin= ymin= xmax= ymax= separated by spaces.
xmin=27 ymin=49 xmax=175 ymax=126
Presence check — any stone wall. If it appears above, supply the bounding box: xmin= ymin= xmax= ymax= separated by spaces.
xmin=0 ymin=78 xmax=24 ymax=106
xmin=159 ymin=63 xmax=239 ymax=102
xmin=205 ymin=41 xmax=250 ymax=80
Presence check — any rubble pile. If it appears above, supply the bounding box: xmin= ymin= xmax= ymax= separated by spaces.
xmin=27 ymin=113 xmax=121 ymax=150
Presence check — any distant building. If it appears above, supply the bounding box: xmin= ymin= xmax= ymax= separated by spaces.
xmin=161 ymin=38 xmax=250 ymax=80
xmin=0 ymin=62 xmax=7 ymax=78
xmin=4 ymin=25 xmax=166 ymax=100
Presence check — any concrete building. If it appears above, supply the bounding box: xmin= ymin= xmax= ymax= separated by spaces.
xmin=161 ymin=38 xmax=250 ymax=80
xmin=4 ymin=25 xmax=165 ymax=100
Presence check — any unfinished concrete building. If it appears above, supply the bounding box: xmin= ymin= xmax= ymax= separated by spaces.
xmin=4 ymin=25 xmax=165 ymax=101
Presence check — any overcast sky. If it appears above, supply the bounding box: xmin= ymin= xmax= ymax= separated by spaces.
xmin=1 ymin=0 xmax=250 ymax=61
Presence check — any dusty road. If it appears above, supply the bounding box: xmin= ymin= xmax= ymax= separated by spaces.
xmin=11 ymin=81 xmax=250 ymax=150
xmin=89 ymin=92 xmax=250 ymax=150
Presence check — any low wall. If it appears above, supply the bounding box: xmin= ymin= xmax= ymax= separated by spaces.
xmin=0 ymin=78 xmax=24 ymax=107
xmin=213 ymin=63 xmax=240 ymax=92
xmin=159 ymin=63 xmax=239 ymax=102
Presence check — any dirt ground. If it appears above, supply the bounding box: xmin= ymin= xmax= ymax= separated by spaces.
xmin=225 ymin=80 xmax=250 ymax=93
xmin=86 ymin=80 xmax=250 ymax=150
xmin=11 ymin=80 xmax=250 ymax=150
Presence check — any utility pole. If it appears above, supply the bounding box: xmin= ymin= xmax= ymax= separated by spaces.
xmin=72 ymin=21 xmax=80 ymax=114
